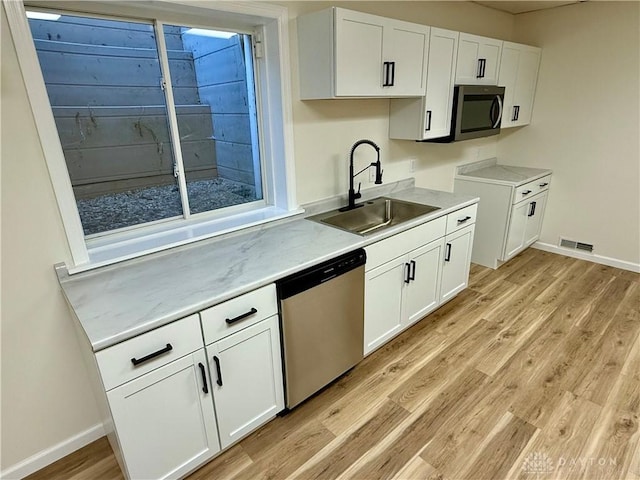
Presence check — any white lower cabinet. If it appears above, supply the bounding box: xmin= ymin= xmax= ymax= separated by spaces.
xmin=504 ymin=191 xmax=548 ymax=261
xmin=89 ymin=286 xmax=284 ymax=480
xmin=402 ymin=239 xmax=444 ymax=325
xmin=364 ymin=256 xmax=406 ymax=354
xmin=107 ymin=349 xmax=220 ymax=480
xmin=440 ymin=225 xmax=474 ymax=303
xmin=364 ymin=205 xmax=476 ymax=355
xmin=454 ymin=169 xmax=551 ymax=269
xmin=365 ymin=241 xmax=443 ymax=355
xmin=206 ymin=315 xmax=284 ymax=449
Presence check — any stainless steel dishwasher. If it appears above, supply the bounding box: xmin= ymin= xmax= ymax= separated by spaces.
xmin=277 ymin=249 xmax=366 ymax=409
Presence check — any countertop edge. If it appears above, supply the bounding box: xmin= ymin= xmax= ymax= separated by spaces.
xmin=66 ymin=187 xmax=479 ymax=352
xmin=454 ymin=169 xmax=552 ymax=187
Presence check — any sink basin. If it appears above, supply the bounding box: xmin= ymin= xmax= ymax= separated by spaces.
xmin=308 ymin=197 xmax=440 ymax=236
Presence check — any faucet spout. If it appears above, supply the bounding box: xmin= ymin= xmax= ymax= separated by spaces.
xmin=340 ymin=139 xmax=383 ymax=212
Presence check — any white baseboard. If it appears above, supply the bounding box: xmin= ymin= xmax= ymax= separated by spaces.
xmin=1 ymin=423 xmax=105 ymax=480
xmin=533 ymin=242 xmax=640 ymax=273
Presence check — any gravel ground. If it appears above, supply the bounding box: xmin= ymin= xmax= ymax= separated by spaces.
xmin=78 ymin=178 xmax=258 ymax=235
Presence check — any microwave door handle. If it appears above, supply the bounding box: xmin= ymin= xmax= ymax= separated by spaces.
xmin=489 ymin=97 xmax=498 ymax=126
xmin=492 ymin=95 xmax=503 ymax=128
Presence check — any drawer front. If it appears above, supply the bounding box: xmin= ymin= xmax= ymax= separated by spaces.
xmin=534 ymin=175 xmax=551 ymax=194
xmin=514 ymin=175 xmax=551 ymax=203
xmin=445 ymin=203 xmax=478 ymax=234
xmin=201 ymin=284 xmax=277 ymax=345
xmin=96 ymin=314 xmax=202 ymax=391
xmin=365 ymin=216 xmax=446 ymax=271
xmin=514 ymin=179 xmax=538 ymax=203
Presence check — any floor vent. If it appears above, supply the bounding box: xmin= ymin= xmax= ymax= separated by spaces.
xmin=559 ymin=238 xmax=594 ymax=253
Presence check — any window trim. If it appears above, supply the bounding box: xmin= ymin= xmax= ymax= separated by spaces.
xmin=4 ymin=0 xmax=299 ymax=272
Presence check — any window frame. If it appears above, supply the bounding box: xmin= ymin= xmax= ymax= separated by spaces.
xmin=4 ymin=0 xmax=299 ymax=272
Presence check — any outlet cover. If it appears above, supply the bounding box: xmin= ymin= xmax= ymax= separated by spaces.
xmin=369 ymin=167 xmax=376 ymax=183
xmin=409 ymin=158 xmax=416 ymax=173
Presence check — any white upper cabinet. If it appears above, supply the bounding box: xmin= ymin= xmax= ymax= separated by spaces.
xmin=382 ymin=18 xmax=430 ymax=95
xmin=499 ymin=42 xmax=541 ymax=127
xmin=389 ymin=27 xmax=459 ymax=140
xmin=297 ymin=8 xmax=429 ymax=98
xmin=456 ymin=33 xmax=503 ymax=85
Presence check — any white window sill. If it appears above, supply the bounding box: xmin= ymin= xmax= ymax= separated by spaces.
xmin=68 ymin=206 xmax=303 ymax=274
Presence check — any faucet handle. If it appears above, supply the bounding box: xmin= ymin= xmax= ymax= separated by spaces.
xmin=355 ymin=182 xmax=362 ymax=199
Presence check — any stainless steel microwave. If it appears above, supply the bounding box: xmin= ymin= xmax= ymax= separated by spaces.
xmin=427 ymin=85 xmax=505 ymax=142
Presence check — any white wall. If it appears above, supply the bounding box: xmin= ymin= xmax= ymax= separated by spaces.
xmin=497 ymin=1 xmax=640 ymax=267
xmin=1 ymin=3 xmax=101 ymax=473
xmin=0 ymin=0 xmax=515 ymax=474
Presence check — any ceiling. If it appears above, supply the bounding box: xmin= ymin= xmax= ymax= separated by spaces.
xmin=473 ymin=1 xmax=580 ymax=14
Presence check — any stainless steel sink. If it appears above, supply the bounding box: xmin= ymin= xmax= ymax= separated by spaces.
xmin=308 ymin=197 xmax=440 ymax=236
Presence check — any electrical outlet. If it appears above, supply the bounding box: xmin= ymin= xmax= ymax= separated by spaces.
xmin=409 ymin=158 xmax=416 ymax=173
xmin=369 ymin=167 xmax=376 ymax=183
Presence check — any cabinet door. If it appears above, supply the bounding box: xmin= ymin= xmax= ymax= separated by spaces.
xmin=498 ymin=44 xmax=520 ymax=128
xmin=456 ymin=33 xmax=502 ymax=85
xmin=524 ymin=192 xmax=548 ymax=247
xmin=384 ymin=20 xmax=429 ymax=96
xmin=477 ymin=39 xmax=502 ymax=85
xmin=503 ymin=200 xmax=529 ymax=260
xmin=500 ymin=43 xmax=541 ymax=127
xmin=456 ymin=34 xmax=481 ymax=84
xmin=440 ymin=225 xmax=475 ymax=303
xmin=402 ymin=239 xmax=443 ymax=327
xmin=364 ymin=256 xmax=406 ymax=355
xmin=511 ymin=47 xmax=541 ymax=126
xmin=107 ymin=350 xmax=220 ymax=480
xmin=208 ymin=315 xmax=284 ymax=449
xmin=423 ymin=28 xmax=458 ymax=139
xmin=334 ymin=9 xmax=385 ymax=96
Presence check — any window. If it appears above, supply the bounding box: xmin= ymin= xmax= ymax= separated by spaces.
xmin=6 ymin=1 xmax=297 ymax=271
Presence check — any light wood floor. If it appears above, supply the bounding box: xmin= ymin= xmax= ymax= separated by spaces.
xmin=27 ymin=249 xmax=640 ymax=480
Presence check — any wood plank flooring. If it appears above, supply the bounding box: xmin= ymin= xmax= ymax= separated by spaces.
xmin=26 ymin=249 xmax=640 ymax=480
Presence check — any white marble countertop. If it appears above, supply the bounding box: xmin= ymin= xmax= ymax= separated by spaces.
xmin=455 ymin=158 xmax=552 ymax=186
xmin=58 ymin=183 xmax=478 ymax=352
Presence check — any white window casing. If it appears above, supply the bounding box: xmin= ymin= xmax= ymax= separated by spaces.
xmin=3 ymin=0 xmax=299 ymax=272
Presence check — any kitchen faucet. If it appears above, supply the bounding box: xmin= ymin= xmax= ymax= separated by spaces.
xmin=340 ymin=139 xmax=383 ymax=212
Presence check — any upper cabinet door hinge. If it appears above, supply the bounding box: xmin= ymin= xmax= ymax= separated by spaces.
xmin=252 ymin=32 xmax=264 ymax=59
xmin=160 ymin=77 xmax=167 ymax=91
